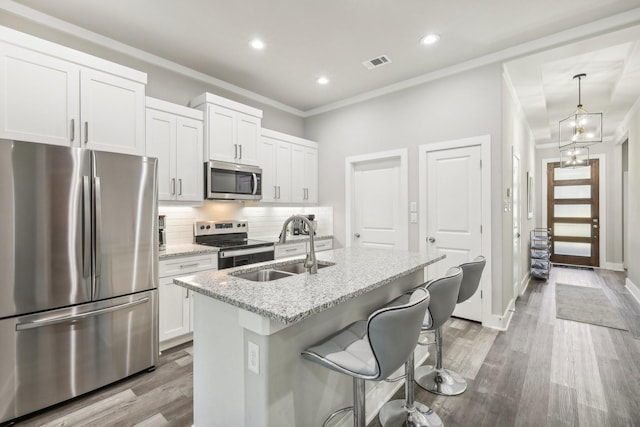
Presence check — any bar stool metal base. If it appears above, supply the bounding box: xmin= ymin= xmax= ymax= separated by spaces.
xmin=379 ymin=399 xmax=443 ymax=427
xmin=414 ymin=365 xmax=467 ymax=396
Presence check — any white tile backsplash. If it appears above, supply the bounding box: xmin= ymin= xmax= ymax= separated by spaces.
xmin=159 ymin=203 xmax=333 ymax=245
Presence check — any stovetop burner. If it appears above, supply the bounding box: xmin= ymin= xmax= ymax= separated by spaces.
xmin=194 ymin=220 xmax=274 ymax=251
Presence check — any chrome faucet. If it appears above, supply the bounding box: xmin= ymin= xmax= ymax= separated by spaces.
xmin=279 ymin=215 xmax=318 ymax=274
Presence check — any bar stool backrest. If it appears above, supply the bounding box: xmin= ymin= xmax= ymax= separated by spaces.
xmin=424 ymin=267 xmax=463 ymax=331
xmin=457 ymin=256 xmax=486 ymax=303
xmin=367 ymin=288 xmax=430 ymax=380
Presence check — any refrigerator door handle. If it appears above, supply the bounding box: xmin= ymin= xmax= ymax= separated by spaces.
xmin=83 ymin=176 xmax=91 ymax=278
xmin=94 ymin=176 xmax=103 ymax=283
xmin=15 ymin=297 xmax=150 ymax=331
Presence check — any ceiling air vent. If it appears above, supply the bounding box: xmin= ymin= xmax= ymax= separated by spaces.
xmin=363 ymin=55 xmax=391 ymax=70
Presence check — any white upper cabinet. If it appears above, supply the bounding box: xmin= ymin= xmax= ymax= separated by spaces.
xmin=190 ymin=92 xmax=262 ymax=166
xmin=292 ymin=144 xmax=318 ymax=203
xmin=146 ymin=97 xmax=203 ymax=202
xmin=261 ymin=128 xmax=318 ymax=205
xmin=80 ymin=68 xmax=145 ymax=155
xmin=0 ymin=26 xmax=147 ymax=155
xmin=258 ymin=131 xmax=293 ymax=203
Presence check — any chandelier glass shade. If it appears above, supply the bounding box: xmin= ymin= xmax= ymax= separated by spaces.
xmin=560 ymin=144 xmax=590 ymax=168
xmin=558 ymin=73 xmax=603 ymax=149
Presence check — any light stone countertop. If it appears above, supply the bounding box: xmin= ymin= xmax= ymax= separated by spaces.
xmin=256 ymin=234 xmax=333 ymax=245
xmin=174 ymin=247 xmax=444 ymax=325
xmin=159 ymin=244 xmax=219 ymax=260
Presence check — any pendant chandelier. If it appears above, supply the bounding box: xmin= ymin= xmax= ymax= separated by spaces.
xmin=558 ymin=73 xmax=603 ymax=150
xmin=560 ymin=144 xmax=589 ymax=168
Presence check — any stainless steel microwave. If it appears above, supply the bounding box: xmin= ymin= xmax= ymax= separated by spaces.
xmin=205 ymin=160 xmax=262 ymax=200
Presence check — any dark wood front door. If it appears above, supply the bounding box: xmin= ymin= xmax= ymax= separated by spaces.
xmin=547 ymin=159 xmax=599 ymax=267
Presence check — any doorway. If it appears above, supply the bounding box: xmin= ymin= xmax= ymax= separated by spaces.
xmin=546 ymin=159 xmax=600 ymax=267
xmin=345 ymin=149 xmax=408 ymax=249
xmin=419 ymin=135 xmax=492 ymax=324
xmin=513 ymin=153 xmax=521 ymax=299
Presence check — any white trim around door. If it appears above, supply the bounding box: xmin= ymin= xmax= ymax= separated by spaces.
xmin=418 ymin=135 xmax=493 ymax=327
xmin=345 ymin=149 xmax=409 ymax=250
xmin=541 ymin=154 xmax=607 ymax=269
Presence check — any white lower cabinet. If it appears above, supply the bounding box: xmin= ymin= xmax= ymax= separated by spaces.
xmin=275 ymin=242 xmax=307 ymax=259
xmin=159 ymin=253 xmax=217 ymax=350
xmin=312 ymin=238 xmax=333 ymax=252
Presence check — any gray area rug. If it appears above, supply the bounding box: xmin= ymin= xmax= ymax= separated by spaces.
xmin=555 ymin=283 xmax=628 ymax=330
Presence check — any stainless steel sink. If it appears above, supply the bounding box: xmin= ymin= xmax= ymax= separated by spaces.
xmin=275 ymin=260 xmax=334 ymax=274
xmin=230 ymin=260 xmax=335 ymax=282
xmin=232 ymin=269 xmax=295 ymax=282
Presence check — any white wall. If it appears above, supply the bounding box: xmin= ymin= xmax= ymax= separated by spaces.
xmin=627 ymin=109 xmax=640 ymax=288
xmin=502 ymin=74 xmax=537 ymax=307
xmin=305 ymin=64 xmax=507 ymax=316
xmin=0 ymin=13 xmax=305 ymax=137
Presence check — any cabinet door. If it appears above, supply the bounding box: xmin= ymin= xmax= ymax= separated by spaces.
xmin=276 ymin=141 xmax=292 ymax=202
xmin=291 ymin=144 xmax=306 ymax=203
xmin=0 ymin=43 xmax=79 ymax=146
xmin=206 ymin=104 xmax=236 ymax=162
xmin=176 ymin=116 xmax=203 ymax=201
xmin=236 ymin=112 xmax=260 ymax=165
xmin=303 ymin=147 xmax=318 ymax=203
xmin=80 ymin=68 xmax=145 ymax=156
xmin=146 ymin=109 xmax=176 ymax=200
xmin=258 ymin=135 xmax=278 ymax=202
xmin=159 ymin=277 xmax=190 ymax=342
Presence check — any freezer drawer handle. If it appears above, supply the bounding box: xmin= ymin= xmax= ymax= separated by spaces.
xmin=16 ymin=297 xmax=150 ymax=331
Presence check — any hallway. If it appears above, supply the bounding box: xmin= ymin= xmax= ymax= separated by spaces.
xmin=371 ymin=266 xmax=640 ymax=426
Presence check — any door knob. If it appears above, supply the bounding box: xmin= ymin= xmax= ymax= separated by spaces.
xmin=428 ymin=237 xmax=436 ymax=243
xmin=354 ymin=233 xmax=361 ymax=238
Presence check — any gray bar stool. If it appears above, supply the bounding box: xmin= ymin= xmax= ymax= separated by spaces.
xmin=302 ymin=288 xmax=430 ymax=427
xmin=378 ymin=267 xmax=462 ymax=426
xmin=415 ymin=256 xmax=486 ymax=396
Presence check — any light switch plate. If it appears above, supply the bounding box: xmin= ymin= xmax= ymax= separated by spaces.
xmin=410 ymin=212 xmax=418 ymax=223
xmin=410 ymin=202 xmax=417 ymax=212
xmin=248 ymin=341 xmax=260 ymax=375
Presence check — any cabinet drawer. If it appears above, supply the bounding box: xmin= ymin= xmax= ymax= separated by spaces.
xmin=312 ymin=239 xmax=333 ymax=252
xmin=275 ymin=242 xmax=307 ymax=259
xmin=159 ymin=254 xmax=217 ymax=277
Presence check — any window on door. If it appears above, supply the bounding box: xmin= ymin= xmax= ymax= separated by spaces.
xmin=546 ymin=159 xmax=599 ymax=267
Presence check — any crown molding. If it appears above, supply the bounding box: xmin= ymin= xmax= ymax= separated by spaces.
xmin=3 ymin=0 xmax=640 ymax=118
xmin=0 ymin=0 xmax=306 ymax=117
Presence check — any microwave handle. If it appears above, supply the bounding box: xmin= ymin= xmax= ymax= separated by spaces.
xmin=252 ymin=173 xmax=258 ymax=195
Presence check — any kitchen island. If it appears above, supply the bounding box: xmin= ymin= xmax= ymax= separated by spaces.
xmin=174 ymin=247 xmax=444 ymax=427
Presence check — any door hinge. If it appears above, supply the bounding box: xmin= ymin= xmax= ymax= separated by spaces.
xmin=480 ymin=290 xmax=483 ymax=299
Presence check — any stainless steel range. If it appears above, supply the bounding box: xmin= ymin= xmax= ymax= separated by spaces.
xmin=194 ymin=220 xmax=275 ymax=269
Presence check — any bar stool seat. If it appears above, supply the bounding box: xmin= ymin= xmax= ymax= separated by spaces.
xmin=302 ymin=288 xmax=430 ymax=427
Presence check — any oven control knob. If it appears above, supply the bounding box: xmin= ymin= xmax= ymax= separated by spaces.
xmin=237 ymin=224 xmax=241 ymax=227
xmin=242 ymin=224 xmax=246 ymax=227
xmin=206 ymin=225 xmax=211 ymax=229
xmin=199 ymin=225 xmax=204 ymax=230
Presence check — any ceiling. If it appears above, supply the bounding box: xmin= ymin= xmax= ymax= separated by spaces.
xmin=5 ymin=0 xmax=640 ymax=119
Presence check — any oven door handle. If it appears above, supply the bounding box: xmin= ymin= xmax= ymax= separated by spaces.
xmin=219 ymin=246 xmax=274 ymax=258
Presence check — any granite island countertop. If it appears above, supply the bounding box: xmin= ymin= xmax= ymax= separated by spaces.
xmin=174 ymin=247 xmax=444 ymax=325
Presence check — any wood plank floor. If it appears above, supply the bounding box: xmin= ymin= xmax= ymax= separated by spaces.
xmin=10 ymin=266 xmax=640 ymax=427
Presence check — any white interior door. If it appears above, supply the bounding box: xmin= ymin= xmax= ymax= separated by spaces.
xmin=426 ymin=145 xmax=482 ymax=321
xmin=513 ymin=154 xmax=521 ymax=298
xmin=352 ymin=158 xmax=404 ymax=249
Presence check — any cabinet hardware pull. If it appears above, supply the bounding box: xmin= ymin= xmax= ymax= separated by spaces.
xmin=234 ymin=144 xmax=238 ymax=159
xmin=178 ymin=178 xmax=183 ymax=196
xmin=285 ymin=248 xmax=298 ymax=252
xmin=239 ymin=144 xmax=242 ymax=160
xmin=84 ymin=122 xmax=88 ymax=144
xmin=274 ymin=186 xmax=277 ymax=199
xmin=185 ymin=290 xmax=190 ymax=299
xmin=70 ymin=119 xmax=75 ymax=142
xmin=180 ymin=263 xmax=199 ymax=269
xmin=278 ymin=186 xmax=281 ymax=199
xmin=171 ymin=178 xmax=176 ymax=195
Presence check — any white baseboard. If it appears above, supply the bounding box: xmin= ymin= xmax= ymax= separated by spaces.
xmin=519 ymin=273 xmax=531 ymax=296
xmin=483 ymin=297 xmax=516 ymax=331
xmin=335 ymin=345 xmax=430 ymax=426
xmin=626 ymin=277 xmax=640 ymax=305
xmin=603 ymin=262 xmax=625 ymax=271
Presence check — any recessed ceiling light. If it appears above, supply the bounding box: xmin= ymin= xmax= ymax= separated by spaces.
xmin=420 ymin=34 xmax=440 ymax=45
xmin=250 ymin=39 xmax=265 ymax=50
xmin=317 ymin=76 xmax=329 ymax=85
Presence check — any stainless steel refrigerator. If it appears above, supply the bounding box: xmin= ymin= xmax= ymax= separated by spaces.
xmin=0 ymin=139 xmax=159 ymax=424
